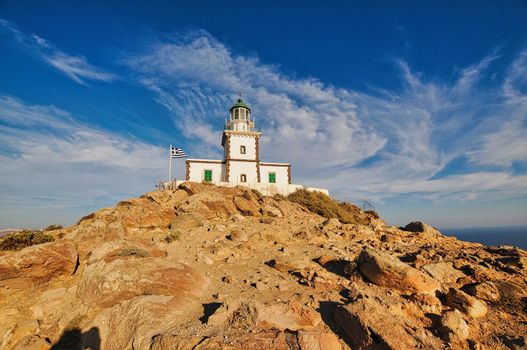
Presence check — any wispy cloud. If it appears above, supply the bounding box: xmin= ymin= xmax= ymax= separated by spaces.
xmin=126 ymin=31 xmax=527 ymax=203
xmin=0 ymin=18 xmax=115 ymax=85
xmin=0 ymin=96 xmax=170 ymax=227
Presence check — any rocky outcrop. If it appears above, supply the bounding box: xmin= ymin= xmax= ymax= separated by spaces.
xmin=463 ymin=281 xmax=501 ymax=302
xmin=438 ymin=309 xmax=469 ymax=341
xmin=0 ymin=240 xmax=78 ymax=292
xmin=334 ymin=297 xmax=442 ymax=349
xmin=0 ymin=183 xmax=525 ymax=350
xmin=357 ymin=247 xmax=440 ymax=294
xmin=444 ymin=288 xmax=488 ymax=318
xmin=76 ymin=257 xmax=210 ymax=308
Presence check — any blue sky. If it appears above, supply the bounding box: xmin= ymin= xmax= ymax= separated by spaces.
xmin=1 ymin=1 xmax=526 ymax=228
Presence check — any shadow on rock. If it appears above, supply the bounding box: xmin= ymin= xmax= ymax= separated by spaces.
xmin=199 ymin=302 xmax=223 ymax=323
xmin=50 ymin=327 xmax=100 ymax=350
xmin=318 ymin=301 xmax=354 ymax=348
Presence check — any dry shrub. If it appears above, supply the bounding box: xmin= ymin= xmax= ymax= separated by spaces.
xmin=364 ymin=210 xmax=380 ymax=219
xmin=0 ymin=230 xmax=55 ymax=251
xmin=165 ymin=230 xmax=182 ymax=243
xmin=251 ymin=188 xmax=263 ymax=200
xmin=287 ymin=189 xmax=370 ymax=225
xmin=113 ymin=247 xmax=149 ymax=258
xmin=44 ymin=224 xmax=63 ymax=231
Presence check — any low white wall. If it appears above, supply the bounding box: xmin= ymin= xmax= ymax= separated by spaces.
xmin=165 ymin=180 xmax=329 ymax=197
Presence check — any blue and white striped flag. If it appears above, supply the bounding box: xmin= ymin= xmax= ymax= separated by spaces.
xmin=170 ymin=147 xmax=187 ymax=158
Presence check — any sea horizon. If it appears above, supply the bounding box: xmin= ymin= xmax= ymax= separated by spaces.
xmin=440 ymin=225 xmax=527 ymax=250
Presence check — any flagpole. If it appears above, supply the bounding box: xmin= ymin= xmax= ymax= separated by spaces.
xmin=168 ymin=144 xmax=172 ymax=185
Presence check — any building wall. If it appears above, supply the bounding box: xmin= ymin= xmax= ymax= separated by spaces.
xmin=226 ymin=134 xmax=257 ymax=160
xmin=228 ymin=160 xmax=258 ymax=185
xmin=187 ymin=160 xmax=224 ymax=183
xmin=259 ymin=164 xmax=290 ymax=185
xmin=169 ymin=180 xmax=329 ymax=197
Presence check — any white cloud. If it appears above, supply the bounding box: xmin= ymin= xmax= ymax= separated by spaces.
xmin=0 ymin=17 xmax=115 ymax=85
xmin=0 ymin=96 xmax=171 ymax=227
xmin=126 ymin=31 xmax=527 ymax=204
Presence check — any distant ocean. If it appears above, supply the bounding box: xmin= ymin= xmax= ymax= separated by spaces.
xmin=440 ymin=226 xmax=527 ymax=250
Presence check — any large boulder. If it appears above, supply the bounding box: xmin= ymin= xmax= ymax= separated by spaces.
xmin=207 ymin=299 xmax=321 ymax=332
xmin=234 ymin=196 xmax=260 ymax=216
xmin=89 ymin=294 xmax=203 ymax=350
xmin=357 ymin=247 xmax=440 ymax=294
xmin=334 ymin=298 xmax=442 ymax=349
xmin=422 ymin=262 xmax=465 ymax=285
xmin=0 ymin=240 xmax=78 ymax=293
xmin=462 ymin=281 xmax=501 ymax=302
xmin=402 ymin=221 xmax=443 ymax=239
xmin=444 ymin=288 xmax=488 ymax=318
xmin=438 ymin=309 xmax=469 ymax=341
xmin=76 ymin=257 xmax=210 ymax=309
xmin=178 ymin=191 xmax=239 ymax=219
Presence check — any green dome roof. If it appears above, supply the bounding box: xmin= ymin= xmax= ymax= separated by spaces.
xmin=230 ymin=98 xmax=251 ymax=111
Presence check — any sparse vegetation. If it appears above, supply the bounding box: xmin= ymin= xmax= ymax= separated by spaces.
xmin=44 ymin=224 xmax=63 ymax=231
xmin=273 ymin=193 xmax=286 ymax=201
xmin=0 ymin=230 xmax=55 ymax=251
xmin=251 ymin=188 xmax=263 ymax=199
xmin=113 ymin=247 xmax=149 ymax=258
xmin=165 ymin=230 xmax=182 ymax=243
xmin=365 ymin=210 xmax=380 ymax=219
xmin=287 ymin=189 xmax=370 ymax=225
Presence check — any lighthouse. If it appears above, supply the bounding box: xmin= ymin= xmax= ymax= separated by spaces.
xmin=182 ymin=98 xmax=328 ymax=196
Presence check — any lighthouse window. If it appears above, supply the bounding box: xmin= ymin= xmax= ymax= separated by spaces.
xmin=240 ymin=145 xmax=246 ymax=154
xmin=269 ymin=172 xmax=276 ymax=183
xmin=240 ymin=174 xmax=247 ymax=182
xmin=235 ymin=109 xmax=239 ymax=118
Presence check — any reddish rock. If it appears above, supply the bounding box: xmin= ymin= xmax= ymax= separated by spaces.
xmin=0 ymin=240 xmax=78 ymax=292
xmin=76 ymin=258 xmax=210 ymax=308
xmin=256 ymin=300 xmax=321 ymax=331
xmin=438 ymin=309 xmax=469 ymax=341
xmin=358 ymin=247 xmax=440 ymax=294
xmin=463 ymin=281 xmax=501 ymax=302
xmin=334 ymin=298 xmax=442 ymax=349
xmin=298 ymin=331 xmax=342 ymax=350
xmin=234 ymin=196 xmax=260 ymax=216
xmin=444 ymin=288 xmax=488 ymax=319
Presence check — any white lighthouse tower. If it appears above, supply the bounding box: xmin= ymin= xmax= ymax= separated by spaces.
xmin=222 ymin=98 xmax=261 ymax=184
xmin=182 ymin=98 xmax=328 ymax=196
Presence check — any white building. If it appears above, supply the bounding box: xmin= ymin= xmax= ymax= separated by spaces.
xmin=180 ymin=98 xmax=328 ymax=196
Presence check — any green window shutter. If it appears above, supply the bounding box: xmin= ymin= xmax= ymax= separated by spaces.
xmin=269 ymin=172 xmax=276 ymax=183
xmin=204 ymin=170 xmax=212 ymax=182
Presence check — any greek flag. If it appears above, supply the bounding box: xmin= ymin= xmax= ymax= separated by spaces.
xmin=170 ymin=147 xmax=187 ymax=158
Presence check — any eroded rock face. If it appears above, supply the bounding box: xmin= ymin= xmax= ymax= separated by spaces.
xmin=334 ymin=297 xmax=442 ymax=349
xmin=357 ymin=247 xmax=440 ymax=294
xmin=207 ymin=299 xmax=320 ymax=332
xmin=234 ymin=196 xmax=260 ymax=216
xmin=77 ymin=257 xmax=210 ymax=309
xmin=402 ymin=221 xmax=443 ymax=239
xmin=0 ymin=240 xmax=78 ymax=292
xmin=463 ymin=281 xmax=501 ymax=302
xmin=1 ymin=184 xmax=526 ymax=350
xmin=438 ymin=309 xmax=469 ymax=341
xmin=444 ymin=288 xmax=488 ymax=318
xmin=422 ymin=261 xmax=465 ymax=286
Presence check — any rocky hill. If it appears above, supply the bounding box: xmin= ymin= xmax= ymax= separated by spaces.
xmin=0 ymin=183 xmax=525 ymax=350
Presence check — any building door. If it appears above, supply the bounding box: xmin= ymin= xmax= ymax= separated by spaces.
xmin=269 ymin=172 xmax=276 ymax=183
xmin=204 ymin=170 xmax=212 ymax=182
